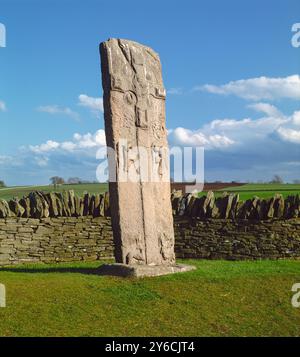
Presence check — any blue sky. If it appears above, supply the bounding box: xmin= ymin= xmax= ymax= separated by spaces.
xmin=0 ymin=0 xmax=300 ymax=185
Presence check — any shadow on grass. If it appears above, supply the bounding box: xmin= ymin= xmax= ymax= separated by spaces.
xmin=0 ymin=266 xmax=109 ymax=276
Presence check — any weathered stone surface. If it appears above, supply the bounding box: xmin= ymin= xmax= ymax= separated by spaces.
xmin=185 ymin=194 xmax=197 ymax=216
xmin=203 ymin=191 xmax=215 ymax=218
xmin=285 ymin=195 xmax=300 ymax=218
xmin=62 ymin=191 xmax=71 ymax=217
xmin=46 ymin=192 xmax=59 ymax=217
xmin=274 ymin=194 xmax=285 ymax=218
xmin=99 ymin=194 xmax=105 ymax=217
xmin=171 ymin=190 xmax=182 ymax=215
xmin=212 ymin=197 xmax=224 ymax=218
xmin=28 ymin=192 xmax=49 ymax=218
xmin=266 ymin=197 xmax=275 ymax=219
xmin=83 ymin=193 xmax=90 ymax=216
xmin=93 ymin=194 xmax=101 ymax=217
xmin=74 ymin=195 xmax=84 ymax=216
xmin=9 ymin=199 xmax=25 ymax=217
xmin=19 ymin=197 xmax=31 ymax=217
xmin=104 ymin=192 xmax=110 ymax=217
xmin=100 ymin=38 xmax=175 ymax=266
xmin=68 ymin=190 xmax=76 ymax=216
xmin=223 ymin=193 xmax=234 ymax=219
xmin=178 ymin=195 xmax=188 ymax=216
xmin=89 ymin=195 xmax=95 ymax=216
xmin=98 ymin=263 xmax=196 ymax=278
xmin=0 ymin=199 xmax=11 ymax=218
xmin=229 ymin=193 xmax=239 ymax=219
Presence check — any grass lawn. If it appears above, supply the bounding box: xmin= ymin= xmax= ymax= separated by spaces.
xmin=0 ymin=183 xmax=108 ymax=201
xmin=199 ymin=184 xmax=300 ymax=200
xmin=0 ymin=259 xmax=300 ymax=337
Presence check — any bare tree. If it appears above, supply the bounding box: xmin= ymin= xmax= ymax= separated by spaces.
xmin=270 ymin=175 xmax=284 ymax=184
xmin=50 ymin=177 xmax=65 ymax=188
xmin=67 ymin=177 xmax=82 ymax=184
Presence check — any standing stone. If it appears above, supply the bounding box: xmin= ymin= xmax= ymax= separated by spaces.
xmin=100 ymin=39 xmax=193 ymax=276
xmin=0 ymin=199 xmax=11 ymax=218
xmin=19 ymin=197 xmax=31 ymax=217
xmin=8 ymin=199 xmax=25 ymax=217
xmin=93 ymin=194 xmax=101 ymax=217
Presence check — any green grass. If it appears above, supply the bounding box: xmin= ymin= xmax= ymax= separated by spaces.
xmin=0 ymin=259 xmax=300 ymax=336
xmin=199 ymin=183 xmax=300 ymax=201
xmin=0 ymin=183 xmax=108 ymax=201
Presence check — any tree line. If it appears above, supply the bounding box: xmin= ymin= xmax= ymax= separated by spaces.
xmin=49 ymin=177 xmax=99 ymax=185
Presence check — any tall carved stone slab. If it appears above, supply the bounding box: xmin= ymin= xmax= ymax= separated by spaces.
xmin=100 ymin=38 xmax=175 ymax=266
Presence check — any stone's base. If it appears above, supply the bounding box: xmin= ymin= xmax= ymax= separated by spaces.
xmin=98 ymin=263 xmax=196 ymax=278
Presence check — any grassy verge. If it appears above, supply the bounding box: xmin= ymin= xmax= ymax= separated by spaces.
xmin=0 ymin=259 xmax=299 ymax=336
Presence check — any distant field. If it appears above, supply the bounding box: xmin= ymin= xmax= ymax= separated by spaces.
xmin=0 ymin=183 xmax=299 ymax=201
xmin=198 ymin=184 xmax=300 ymax=200
xmin=222 ymin=183 xmax=300 ymax=192
xmin=0 ymin=183 xmax=108 ymax=201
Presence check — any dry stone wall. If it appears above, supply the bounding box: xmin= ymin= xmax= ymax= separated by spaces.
xmin=174 ymin=217 xmax=300 ymax=260
xmin=0 ymin=191 xmax=110 ymax=219
xmin=0 ymin=190 xmax=299 ymax=265
xmin=1 ymin=190 xmax=299 ymax=220
xmin=0 ymin=217 xmax=114 ymax=265
xmin=171 ymin=191 xmax=300 ymax=220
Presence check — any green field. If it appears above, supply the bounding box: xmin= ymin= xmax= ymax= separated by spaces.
xmin=199 ymin=183 xmax=300 ymax=201
xmin=0 ymin=183 xmax=300 ymax=201
xmin=0 ymin=183 xmax=108 ymax=201
xmin=0 ymin=259 xmax=300 ymax=336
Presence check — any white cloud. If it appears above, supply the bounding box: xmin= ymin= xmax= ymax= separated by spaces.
xmin=0 ymin=100 xmax=6 ymax=112
xmin=30 ymin=140 xmax=60 ymax=154
xmin=28 ymin=103 xmax=300 ymax=165
xmin=78 ymin=94 xmax=103 ymax=115
xmin=2 ymin=101 xmax=300 ymax=185
xmin=37 ymin=105 xmax=80 ymax=121
xmin=168 ymin=105 xmax=300 ymax=182
xmin=60 ymin=141 xmax=77 ymax=152
xmin=198 ymin=74 xmax=300 ymax=101
xmin=169 ymin=127 xmax=234 ymax=148
xmin=169 ymin=104 xmax=300 ymax=155
xmin=292 ymin=111 xmax=300 ymax=126
xmin=247 ymin=102 xmax=283 ymax=117
xmin=167 ymin=88 xmax=183 ymax=95
xmin=73 ymin=130 xmax=106 ymax=149
xmin=277 ymin=127 xmax=300 ymax=144
xmin=29 ymin=129 xmax=106 ymax=154
xmin=207 ymin=115 xmax=288 ymax=137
